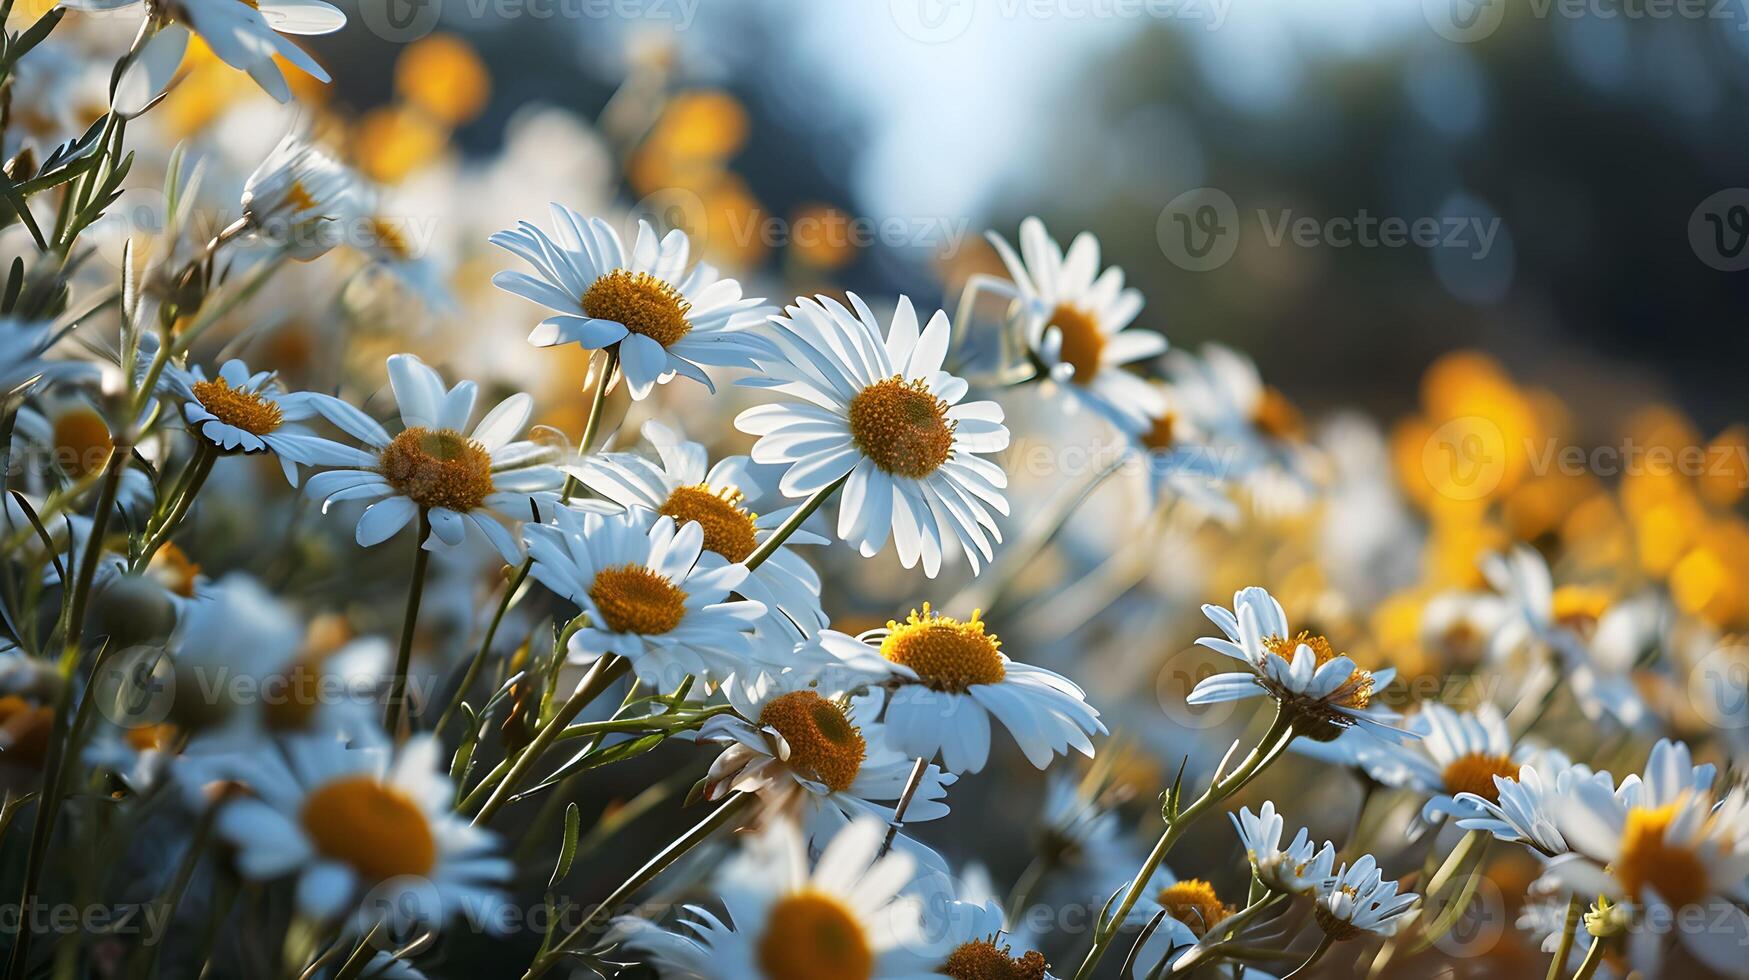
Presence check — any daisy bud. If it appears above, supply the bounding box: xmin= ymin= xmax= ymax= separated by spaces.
xmin=96 ymin=575 xmax=178 ymax=647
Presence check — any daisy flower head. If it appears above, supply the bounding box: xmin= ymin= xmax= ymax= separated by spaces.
xmin=1352 ymin=702 xmax=1526 ymax=823
xmin=1124 ymin=383 xmax=1240 ymax=525
xmin=490 ymin=208 xmax=771 ymax=399
xmin=159 ymin=356 xmax=362 ymax=484
xmin=1313 ymin=854 xmax=1419 ymax=941
xmin=699 ymin=665 xmax=955 ymax=851
xmin=985 ymin=217 xmax=1167 ymax=434
xmin=609 ymin=816 xmax=929 ymax=980
xmin=568 ymin=420 xmax=827 ymax=639
xmin=1229 ymin=802 xmax=1337 ymax=895
xmin=735 ymin=294 xmax=1010 ymax=577
xmin=212 ymin=733 xmax=509 ymax=934
xmin=1454 ymin=752 xmax=1599 ymax=857
xmin=1543 ymin=740 xmax=1749 ymax=974
xmin=239 ymin=131 xmax=363 ymax=260
xmin=1128 ymin=868 xmax=1251 ymax=978
xmin=303 ymin=353 xmax=571 ymax=563
xmin=523 ymin=507 xmax=767 ymax=689
xmin=825 ymin=604 xmax=1104 ymax=774
xmin=1190 ymin=587 xmax=1408 ymax=742
xmin=903 ymin=891 xmax=1052 ymax=980
xmin=94 ymin=0 xmax=344 ymax=111
xmin=1165 ymin=344 xmax=1324 ymax=516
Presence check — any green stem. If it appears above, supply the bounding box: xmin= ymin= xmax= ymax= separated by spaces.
xmin=5 ymin=439 xmax=130 ymax=980
xmin=1070 ymin=708 xmax=1296 ymax=980
xmin=382 ymin=510 xmax=433 ymax=738
xmin=133 ymin=440 xmax=216 ymax=571
xmin=470 ymin=655 xmax=629 ymax=824
xmin=1282 ymin=933 xmax=1336 ymax=980
xmin=1545 ymin=895 xmax=1583 ymax=980
xmin=743 ymin=473 xmax=846 ymax=572
xmin=329 ymin=925 xmax=382 ymax=980
xmin=1570 ymin=935 xmax=1603 ymax=980
xmin=523 ymin=792 xmax=754 ymax=980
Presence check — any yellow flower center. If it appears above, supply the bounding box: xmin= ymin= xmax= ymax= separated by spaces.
xmin=52 ymin=407 xmax=113 ymax=479
xmin=847 ymin=376 xmax=956 ymax=479
xmin=147 ymin=542 xmax=202 ymax=599
xmin=1440 ymin=751 xmax=1518 ymax=803
xmin=1252 ymin=386 xmax=1304 ymax=440
xmin=1552 ymin=585 xmax=1612 ymax=636
xmin=941 ymin=938 xmax=1049 ymax=980
xmin=1261 ymin=632 xmax=1375 ymax=710
xmin=1616 ymin=803 xmax=1710 ymax=909
xmin=756 ymin=891 xmax=872 ymax=980
xmin=191 ymin=377 xmax=284 ymax=436
xmin=1045 ymin=302 xmax=1105 ymax=384
xmin=588 ymin=564 xmax=688 ymax=635
xmin=378 ymin=426 xmax=495 ymax=512
xmin=756 ymin=690 xmax=865 ymax=793
xmin=284 ymin=178 xmax=317 ymax=213
xmin=0 ymin=695 xmax=56 ymax=770
xmin=1140 ymin=411 xmax=1176 ymax=451
xmin=879 ymin=603 xmax=1005 ymax=692
xmin=1156 ymin=879 xmax=1235 ymax=939
xmin=262 ymin=655 xmax=330 ymax=731
xmin=370 ymin=217 xmax=414 ymax=259
xmin=298 ymin=776 xmax=437 ymax=882
xmin=580 ymin=269 xmax=692 ymax=347
xmin=659 ymin=484 xmax=758 ymax=563
xmin=124 ymin=722 xmax=178 ymax=753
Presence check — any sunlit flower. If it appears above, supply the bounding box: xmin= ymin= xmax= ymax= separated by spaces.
xmin=1128 ymin=869 xmax=1247 ymax=978
xmin=1166 ymin=344 xmax=1324 ymax=516
xmin=159 ymin=357 xmax=362 ymax=484
xmin=303 ymin=353 xmax=570 ymax=562
xmin=1124 ymin=384 xmax=1239 ymax=525
xmin=1312 ymin=854 xmax=1418 ymax=940
xmin=1350 ymin=702 xmax=1528 ymax=822
xmin=1229 ymin=802 xmax=1337 ymax=895
xmin=491 ymin=210 xmax=771 ymax=398
xmin=212 ymin=733 xmax=509 ymax=932
xmin=1191 ymin=587 xmax=1408 ymax=741
xmin=97 ymin=0 xmax=344 ymax=111
xmin=824 ymin=605 xmax=1104 ymax=774
xmin=1544 ymin=740 xmax=1749 ymax=975
xmin=609 ymin=817 xmax=930 ymax=979
xmin=239 ymin=132 xmax=363 ymax=260
xmin=986 ymin=217 xmax=1166 ymax=433
xmin=699 ymin=662 xmax=954 ymax=851
xmin=524 ymin=508 xmax=766 ymax=689
xmin=569 ymin=420 xmax=826 ymax=639
xmin=736 ymin=294 xmax=1010 ymax=577
xmin=1454 ymin=752 xmax=1599 ymax=857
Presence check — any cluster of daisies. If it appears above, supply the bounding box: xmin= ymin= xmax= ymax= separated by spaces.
xmin=4 ymin=6 xmax=1748 ymax=980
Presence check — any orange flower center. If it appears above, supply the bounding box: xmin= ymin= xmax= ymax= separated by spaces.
xmin=1157 ymin=879 xmax=1234 ymax=939
xmin=378 ymin=426 xmax=495 ymax=512
xmin=659 ymin=484 xmax=758 ymax=563
xmin=1261 ymin=631 xmax=1374 ymax=710
xmin=588 ymin=564 xmax=688 ymax=635
xmin=1045 ymin=302 xmax=1103 ymax=384
xmin=192 ymin=377 xmax=284 ymax=436
xmin=1441 ymin=751 xmax=1518 ymax=803
xmin=1616 ymin=803 xmax=1710 ymax=909
xmin=942 ymin=938 xmax=1049 ymax=980
xmin=756 ymin=690 xmax=865 ymax=792
xmin=880 ymin=604 xmax=1005 ymax=692
xmin=298 ymin=776 xmax=437 ymax=882
xmin=848 ymin=376 xmax=956 ymax=479
xmin=756 ymin=891 xmax=871 ymax=980
xmin=52 ymin=407 xmax=113 ymax=479
xmin=581 ymin=269 xmax=692 ymax=347
xmin=1252 ymin=386 xmax=1304 ymax=440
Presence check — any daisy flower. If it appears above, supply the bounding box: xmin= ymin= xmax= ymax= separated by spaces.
xmin=1190 ymin=587 xmax=1408 ymax=741
xmin=211 ymin=733 xmax=509 ymax=933
xmin=1229 ymin=802 xmax=1338 ymax=895
xmin=523 ymin=507 xmax=767 ymax=689
xmin=158 ymin=356 xmax=363 ymax=484
xmin=9 ymin=389 xmax=153 ymax=510
xmin=735 ymin=294 xmax=1010 ymax=577
xmin=1544 ymin=740 xmax=1749 ymax=974
xmin=238 ymin=132 xmax=363 ymax=260
xmin=568 ymin=420 xmax=827 ymax=638
xmin=699 ymin=662 xmax=955 ymax=851
xmin=1312 ymin=854 xmax=1419 ymax=940
xmin=986 ymin=217 xmax=1167 ymax=433
xmin=1349 ymin=702 xmax=1528 ymax=823
xmin=609 ymin=816 xmax=932 ymax=979
xmin=823 ymin=604 xmax=1104 ymax=774
xmin=1124 ymin=384 xmax=1239 ymax=525
xmin=1128 ymin=869 xmax=1261 ymax=979
xmin=902 ymin=892 xmax=1053 ymax=979
xmin=302 ymin=353 xmax=571 ymax=563
xmin=1453 ymin=752 xmax=1601 ymax=858
xmin=94 ymin=0 xmax=344 ymax=111
xmin=490 ymin=209 xmax=771 ymax=399
xmin=1165 ymin=344 xmax=1324 ymax=516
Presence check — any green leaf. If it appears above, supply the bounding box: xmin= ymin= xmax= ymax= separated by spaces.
xmin=548 ymin=803 xmax=580 ymax=890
